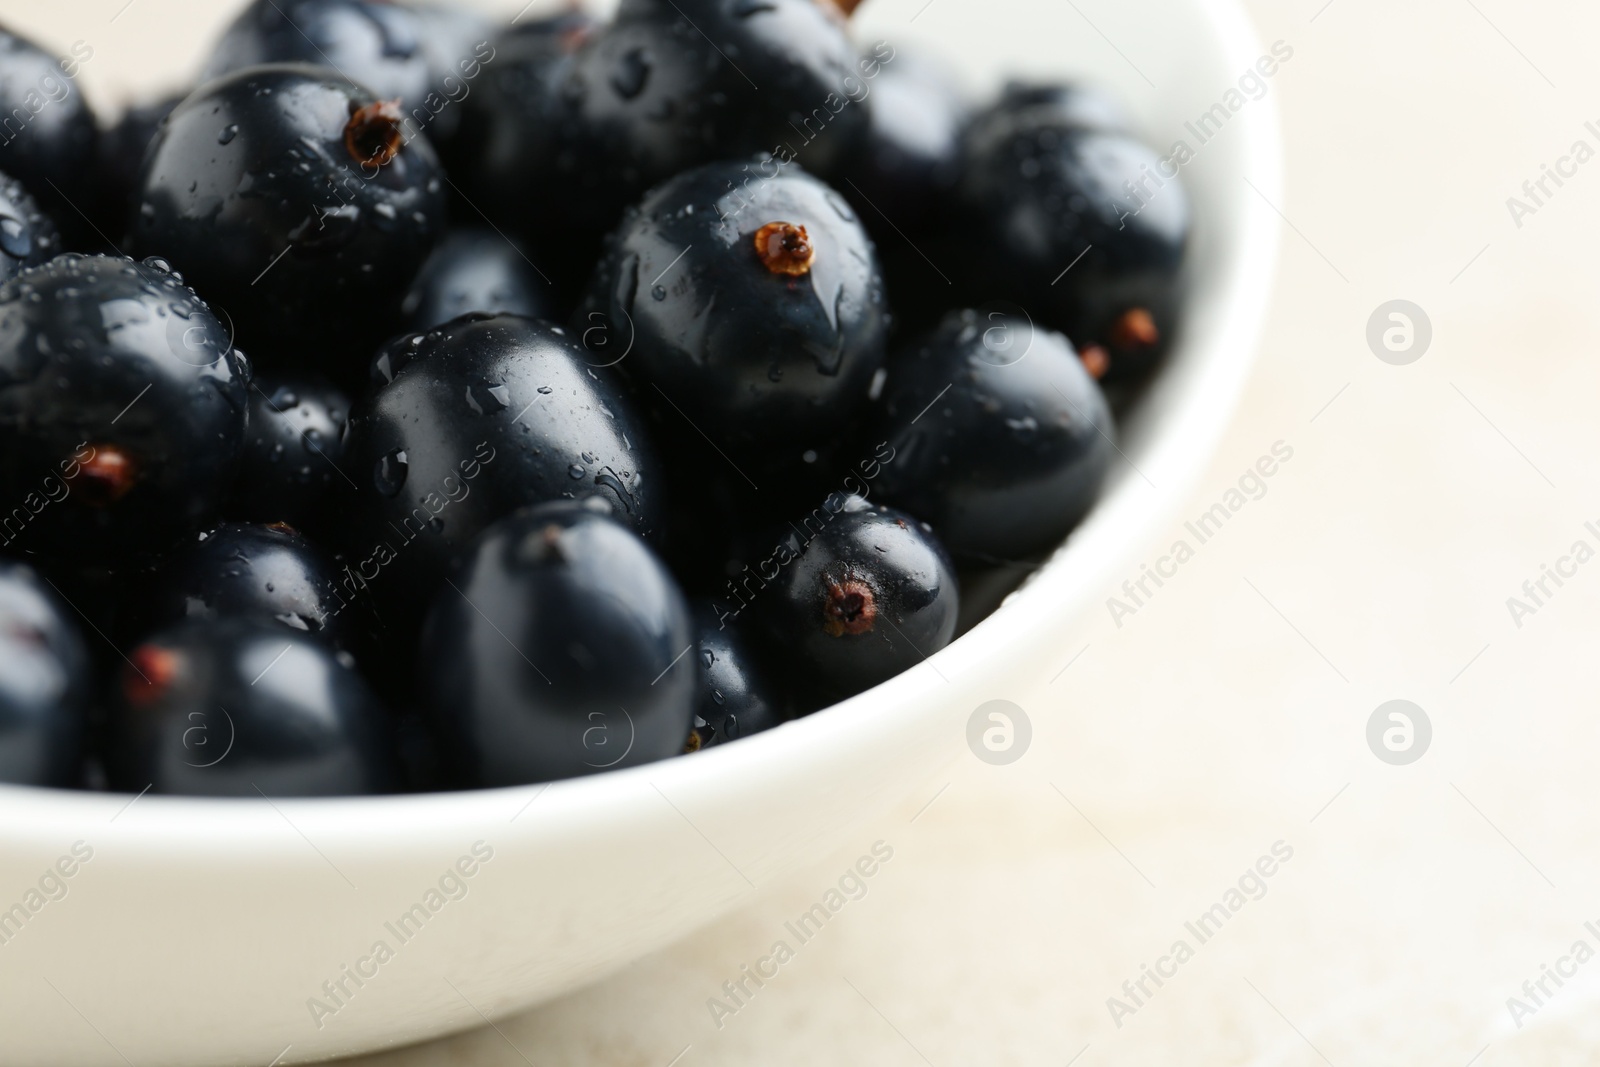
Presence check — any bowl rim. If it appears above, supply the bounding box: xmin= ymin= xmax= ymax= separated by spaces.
xmin=0 ymin=0 xmax=1283 ymax=841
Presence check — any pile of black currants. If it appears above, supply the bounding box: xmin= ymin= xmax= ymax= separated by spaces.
xmin=0 ymin=0 xmax=1188 ymax=796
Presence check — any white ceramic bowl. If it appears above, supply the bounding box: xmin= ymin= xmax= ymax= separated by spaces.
xmin=0 ymin=0 xmax=1279 ymax=1062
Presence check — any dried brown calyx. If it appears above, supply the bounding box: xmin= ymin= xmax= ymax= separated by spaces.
xmin=753 ymin=222 xmax=815 ymax=277
xmin=266 ymin=521 xmax=298 ymax=535
xmin=123 ymin=645 xmax=180 ymax=708
xmin=1108 ymin=307 xmax=1160 ymax=351
xmin=69 ymin=444 xmax=138 ymax=505
xmin=1078 ymin=344 xmax=1110 ymax=380
xmin=345 ymin=99 xmax=406 ymax=170
xmin=822 ymin=575 xmax=877 ymax=637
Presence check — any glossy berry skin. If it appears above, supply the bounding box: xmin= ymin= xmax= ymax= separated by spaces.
xmin=743 ymin=494 xmax=958 ymax=705
xmin=869 ymin=311 xmax=1115 ymax=563
xmin=204 ymin=1 xmax=495 ymax=153
xmin=0 ymin=254 xmax=250 ymax=569
xmin=121 ymin=522 xmax=367 ymax=658
xmin=581 ymin=161 xmax=889 ymax=455
xmin=0 ymin=171 xmax=59 ymax=282
xmin=94 ymin=94 xmax=182 ymax=243
xmin=401 ymin=229 xmax=557 ymax=332
xmin=420 ymin=500 xmax=695 ymax=786
xmin=0 ymin=28 xmax=96 ymax=226
xmin=340 ymin=314 xmax=663 ymax=623
xmin=0 ymin=561 xmax=89 ymax=787
xmin=687 ymin=602 xmax=786 ymax=751
xmin=129 ymin=65 xmax=447 ymax=356
xmin=840 ymin=46 xmax=966 ymax=233
xmin=106 ymin=618 xmax=398 ymax=797
xmin=229 ymin=375 xmax=349 ymax=532
xmin=953 ymin=107 xmax=1188 ymax=384
xmin=203 ymin=1 xmax=434 ymax=117
xmin=470 ymin=0 xmax=865 ymax=247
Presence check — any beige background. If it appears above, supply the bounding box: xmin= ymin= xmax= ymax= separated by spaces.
xmin=9 ymin=0 xmax=1600 ymax=1062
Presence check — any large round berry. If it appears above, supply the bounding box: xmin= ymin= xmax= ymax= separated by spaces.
xmin=228 ymin=375 xmax=350 ymax=532
xmin=401 ymin=229 xmax=557 ymax=332
xmin=0 ymin=28 xmax=96 ymax=225
xmin=340 ymin=314 xmax=663 ymax=623
xmin=0 ymin=561 xmax=88 ymax=787
xmin=0 ymin=254 xmax=250 ymax=568
xmin=106 ymin=618 xmax=398 ymax=797
xmin=420 ymin=500 xmax=695 ymax=786
xmin=953 ymin=102 xmax=1189 ymax=384
xmin=687 ymin=602 xmax=786 ymax=751
xmin=128 ymin=65 xmax=447 ymax=358
xmin=121 ymin=522 xmax=368 ymax=658
xmin=581 ymin=161 xmax=889 ymax=455
xmin=869 ymin=311 xmax=1115 ymax=563
xmin=741 ymin=494 xmax=958 ymax=705
xmin=0 ymin=171 xmax=59 ymax=283
xmin=839 ymin=45 xmax=966 ymax=234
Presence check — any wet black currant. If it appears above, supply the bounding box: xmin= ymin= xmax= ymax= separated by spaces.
xmin=580 ymin=160 xmax=888 ymax=456
xmin=0 ymin=254 xmax=250 ymax=569
xmin=868 ymin=310 xmax=1115 ymax=563
xmin=0 ymin=27 xmax=96 ymax=230
xmin=952 ymin=96 xmax=1189 ymax=384
xmin=419 ymin=499 xmax=695 ymax=786
xmin=741 ymin=494 xmax=958 ymax=704
xmin=128 ymin=65 xmax=447 ymax=359
xmin=339 ymin=313 xmax=663 ymax=624
xmin=120 ymin=522 xmax=369 ymax=659
xmin=686 ymin=601 xmax=786 ymax=751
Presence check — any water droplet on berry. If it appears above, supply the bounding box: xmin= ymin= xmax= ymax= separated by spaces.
xmin=612 ymin=47 xmax=651 ymax=99
xmin=374 ymin=449 xmax=408 ymax=496
xmin=217 ymin=124 xmax=238 ymax=145
xmin=0 ymin=215 xmax=30 ymax=260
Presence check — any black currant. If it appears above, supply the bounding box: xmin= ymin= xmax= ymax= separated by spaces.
xmin=401 ymin=229 xmax=558 ymax=332
xmin=580 ymin=160 xmax=888 ymax=456
xmin=0 ymin=254 xmax=250 ymax=569
xmin=739 ymin=494 xmax=958 ymax=704
xmin=952 ymin=95 xmax=1189 ymax=384
xmin=0 ymin=27 xmax=96 ymax=231
xmin=839 ymin=46 xmax=967 ymax=234
xmin=868 ymin=310 xmax=1115 ymax=563
xmin=120 ymin=522 xmax=370 ymax=659
xmin=128 ymin=65 xmax=447 ymax=359
xmin=686 ymin=601 xmax=786 ymax=751
xmin=419 ymin=500 xmax=695 ymax=786
xmin=339 ymin=313 xmax=664 ymax=624
xmin=106 ymin=618 xmax=399 ymax=797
